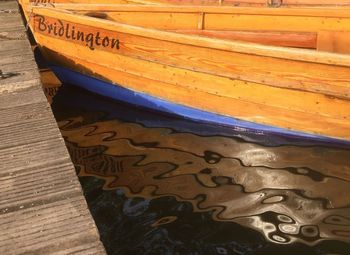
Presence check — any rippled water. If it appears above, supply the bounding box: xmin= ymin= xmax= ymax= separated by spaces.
xmin=47 ymin=82 xmax=350 ymax=255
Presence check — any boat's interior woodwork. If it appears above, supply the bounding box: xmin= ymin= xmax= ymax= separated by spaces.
xmin=317 ymin=31 xmax=350 ymax=54
xmin=160 ymin=0 xmax=350 ymax=6
xmin=24 ymin=0 xmax=350 ymax=7
xmin=33 ymin=7 xmax=350 ymax=64
xmin=49 ymin=4 xmax=350 ymax=52
xmin=167 ymin=30 xmax=317 ymax=49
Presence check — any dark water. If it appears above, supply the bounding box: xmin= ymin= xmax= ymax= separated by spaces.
xmin=49 ymin=84 xmax=350 ymax=255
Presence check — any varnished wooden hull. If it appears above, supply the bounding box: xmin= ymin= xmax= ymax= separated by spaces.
xmin=50 ymin=64 xmax=350 ymax=145
xmin=29 ymin=7 xmax=350 ymax=143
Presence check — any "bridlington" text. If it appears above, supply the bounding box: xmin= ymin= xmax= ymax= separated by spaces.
xmin=35 ymin=15 xmax=120 ymax=50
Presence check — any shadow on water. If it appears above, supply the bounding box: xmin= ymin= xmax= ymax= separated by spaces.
xmin=49 ymin=83 xmax=350 ymax=255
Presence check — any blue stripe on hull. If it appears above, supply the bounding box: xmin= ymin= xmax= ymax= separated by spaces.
xmin=51 ymin=65 xmax=350 ymax=145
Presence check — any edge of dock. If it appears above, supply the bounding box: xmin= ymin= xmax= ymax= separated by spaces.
xmin=0 ymin=1 xmax=106 ymax=254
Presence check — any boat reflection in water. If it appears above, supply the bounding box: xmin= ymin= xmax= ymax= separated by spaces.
xmin=50 ymin=83 xmax=350 ymax=255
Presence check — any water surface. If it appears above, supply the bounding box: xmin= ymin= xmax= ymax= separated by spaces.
xmin=48 ymin=83 xmax=350 ymax=255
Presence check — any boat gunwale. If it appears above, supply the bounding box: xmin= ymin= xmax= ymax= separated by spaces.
xmin=46 ymin=3 xmax=350 ymax=18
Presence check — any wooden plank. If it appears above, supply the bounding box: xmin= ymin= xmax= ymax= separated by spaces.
xmin=0 ymin=1 xmax=20 ymax=12
xmin=0 ymin=100 xmax=53 ymax=127
xmin=20 ymin=0 xmax=350 ymax=7
xmin=0 ymin=25 xmax=25 ymax=33
xmin=0 ymin=39 xmax=32 ymax=53
xmin=0 ymin=28 xmax=27 ymax=41
xmin=0 ymin=86 xmax=45 ymax=109
xmin=81 ymin=9 xmax=350 ymax=33
xmin=0 ymin=2 xmax=105 ymax=254
xmin=0 ymin=52 xmax=35 ymax=66
xmin=1 ymin=58 xmax=37 ymax=72
xmin=317 ymin=30 xmax=350 ymax=54
xmin=0 ymin=37 xmax=41 ymax=93
xmin=171 ymin=30 xmax=317 ymax=48
xmin=222 ymin=0 xmax=350 ymax=6
xmin=204 ymin=13 xmax=350 ymax=32
xmin=0 ymin=117 xmax=61 ymax=149
xmin=0 ymin=160 xmax=79 ymax=208
xmin=102 ymin=11 xmax=201 ymax=30
xmin=55 ymin=5 xmax=350 ymax=34
xmin=30 ymin=0 xmax=350 ymax=9
xmin=0 ymin=18 xmax=24 ymax=30
xmin=54 ymin=4 xmax=350 ymax=18
xmin=0 ymin=69 xmax=40 ymax=93
xmin=0 ymin=196 xmax=101 ymax=254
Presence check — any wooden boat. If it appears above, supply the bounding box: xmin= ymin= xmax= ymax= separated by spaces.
xmin=28 ymin=5 xmax=350 ymax=144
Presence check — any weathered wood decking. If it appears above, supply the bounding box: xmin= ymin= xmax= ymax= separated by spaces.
xmin=0 ymin=1 xmax=105 ymax=254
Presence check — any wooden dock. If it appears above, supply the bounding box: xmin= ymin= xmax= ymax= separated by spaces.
xmin=0 ymin=1 xmax=106 ymax=254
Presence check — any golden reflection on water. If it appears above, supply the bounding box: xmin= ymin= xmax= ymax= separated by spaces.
xmin=58 ymin=116 xmax=350 ymax=246
xmin=41 ymin=69 xmax=61 ymax=104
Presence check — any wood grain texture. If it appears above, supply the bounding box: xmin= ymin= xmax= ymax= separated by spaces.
xmin=29 ymin=6 xmax=350 ymax=141
xmin=39 ymin=36 xmax=350 ymax=140
xmin=0 ymin=2 xmax=105 ymax=254
xmin=39 ymin=36 xmax=350 ymax=120
xmin=22 ymin=1 xmax=350 ymax=51
xmin=21 ymin=0 xmax=350 ymax=7
xmin=32 ymin=7 xmax=350 ymax=67
xmin=0 ymin=1 xmax=19 ymax=12
xmin=42 ymin=4 xmax=350 ymax=32
xmin=32 ymin=12 xmax=350 ymax=99
xmin=35 ymin=4 xmax=350 ymax=50
xmin=317 ymin=31 xmax=350 ymax=54
xmin=72 ymin=9 xmax=333 ymax=49
xmin=0 ymin=22 xmax=40 ymax=93
xmin=55 ymin=4 xmax=350 ymax=18
xmin=170 ymin=30 xmax=317 ymax=49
